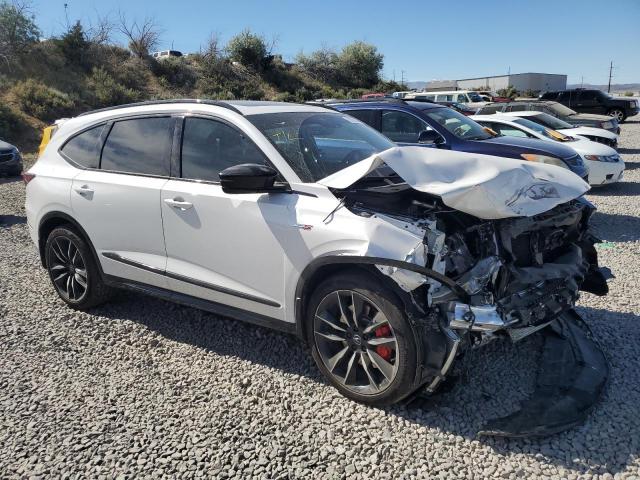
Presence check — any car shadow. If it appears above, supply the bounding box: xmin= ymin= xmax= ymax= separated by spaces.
xmin=0 ymin=215 xmax=26 ymax=227
xmin=92 ymin=291 xmax=639 ymax=474
xmin=588 ymin=211 xmax=640 ymax=242
xmin=0 ymin=175 xmax=21 ymax=185
xmin=618 ymin=147 xmax=640 ymax=155
xmin=588 ymin=181 xmax=640 ymax=197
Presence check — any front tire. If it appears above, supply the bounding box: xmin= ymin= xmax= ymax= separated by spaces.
xmin=608 ymin=109 xmax=625 ymax=123
xmin=45 ymin=226 xmax=112 ymax=310
xmin=306 ymin=271 xmax=419 ymax=406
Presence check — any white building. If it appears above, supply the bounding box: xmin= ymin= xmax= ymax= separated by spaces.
xmin=456 ymin=73 xmax=567 ymax=93
xmin=423 ymin=73 xmax=567 ymax=93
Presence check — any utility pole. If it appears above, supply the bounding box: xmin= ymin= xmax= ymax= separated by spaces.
xmin=607 ymin=61 xmax=613 ymax=93
xmin=401 ymin=70 xmax=406 ymax=87
xmin=63 ymin=3 xmax=70 ymax=29
xmin=581 ymin=76 xmax=584 ymax=88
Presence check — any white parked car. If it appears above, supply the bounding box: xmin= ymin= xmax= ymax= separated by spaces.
xmin=25 ymin=100 xmax=610 ymax=436
xmin=502 ymin=110 xmax=619 ymax=149
xmin=404 ymin=90 xmax=487 ymax=109
xmin=473 ymin=114 xmax=624 ymax=186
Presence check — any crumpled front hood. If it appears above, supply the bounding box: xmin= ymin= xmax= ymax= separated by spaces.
xmin=319 ymin=147 xmax=589 ymax=220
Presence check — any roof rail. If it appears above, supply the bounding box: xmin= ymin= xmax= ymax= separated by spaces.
xmin=77 ymin=99 xmax=243 ymax=117
xmin=323 ymin=98 xmax=407 ymax=106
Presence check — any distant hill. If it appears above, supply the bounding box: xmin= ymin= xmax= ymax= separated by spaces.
xmin=406 ymin=81 xmax=639 ymax=94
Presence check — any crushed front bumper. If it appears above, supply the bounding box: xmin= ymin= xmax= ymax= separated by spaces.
xmin=478 ymin=310 xmax=608 ymax=437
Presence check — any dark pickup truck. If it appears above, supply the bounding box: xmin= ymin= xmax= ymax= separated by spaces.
xmin=540 ymin=89 xmax=639 ymax=123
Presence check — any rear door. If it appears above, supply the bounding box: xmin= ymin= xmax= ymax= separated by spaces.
xmin=160 ymin=115 xmax=293 ymax=319
xmin=70 ymin=115 xmax=177 ymax=287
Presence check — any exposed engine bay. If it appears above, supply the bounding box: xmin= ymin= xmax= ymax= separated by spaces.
xmin=333 ymin=175 xmax=610 ymax=437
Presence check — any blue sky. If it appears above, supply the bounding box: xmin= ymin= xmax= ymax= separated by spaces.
xmin=30 ymin=0 xmax=640 ymax=85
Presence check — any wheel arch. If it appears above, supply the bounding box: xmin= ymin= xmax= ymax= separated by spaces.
xmin=294 ymin=255 xmax=456 ymax=393
xmin=38 ymin=212 xmax=101 ymax=274
xmin=293 ymin=255 xmax=466 ymax=343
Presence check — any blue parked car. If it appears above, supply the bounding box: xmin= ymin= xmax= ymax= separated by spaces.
xmin=329 ymin=100 xmax=588 ymax=181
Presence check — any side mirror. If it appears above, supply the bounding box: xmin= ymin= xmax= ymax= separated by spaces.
xmin=219 ymin=163 xmax=287 ymax=194
xmin=418 ymin=129 xmax=444 ymax=145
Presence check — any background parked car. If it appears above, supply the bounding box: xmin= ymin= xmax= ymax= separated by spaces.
xmin=539 ymin=88 xmax=639 ymax=123
xmin=329 ymin=100 xmax=588 ymax=180
xmin=404 ymin=90 xmax=487 ymax=109
xmin=0 ymin=139 xmax=22 ymax=177
xmin=473 ymin=114 xmax=624 ymax=186
xmin=478 ymin=91 xmax=511 ymax=102
xmin=502 ymin=111 xmax=619 ymax=148
xmin=476 ymin=100 xmax=620 ymax=134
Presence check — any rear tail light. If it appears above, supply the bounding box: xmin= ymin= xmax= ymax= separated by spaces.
xmin=22 ymin=172 xmax=36 ymax=185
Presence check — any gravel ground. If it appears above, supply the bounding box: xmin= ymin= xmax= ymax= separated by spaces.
xmin=1 ymin=118 xmax=639 ymax=479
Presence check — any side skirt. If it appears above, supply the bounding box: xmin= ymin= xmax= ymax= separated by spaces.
xmin=103 ymin=275 xmax=298 ymax=337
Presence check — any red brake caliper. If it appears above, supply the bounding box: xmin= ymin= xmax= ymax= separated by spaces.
xmin=374 ymin=325 xmax=392 ymax=361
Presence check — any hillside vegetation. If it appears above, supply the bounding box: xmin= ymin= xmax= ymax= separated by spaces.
xmin=0 ymin=1 xmax=405 ymax=152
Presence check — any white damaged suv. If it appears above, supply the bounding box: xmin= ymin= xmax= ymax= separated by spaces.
xmin=25 ymin=100 xmax=611 ymax=436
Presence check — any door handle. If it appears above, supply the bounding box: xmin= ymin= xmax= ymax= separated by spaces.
xmin=164 ymin=197 xmax=193 ymax=210
xmin=74 ymin=185 xmax=94 ymax=196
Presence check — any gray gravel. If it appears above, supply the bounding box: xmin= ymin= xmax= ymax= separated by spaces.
xmin=1 ymin=118 xmax=639 ymax=479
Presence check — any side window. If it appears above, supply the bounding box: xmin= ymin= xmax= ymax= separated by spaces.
xmin=381 ymin=110 xmax=429 ymax=143
xmin=61 ymin=124 xmax=105 ymax=168
xmin=477 ymin=104 xmax=503 ymax=114
xmin=456 ymin=94 xmax=467 ymax=103
xmin=436 ymin=94 xmax=454 ymax=102
xmin=181 ymin=117 xmax=266 ymax=182
xmin=558 ymin=91 xmax=574 ymax=102
xmin=493 ymin=124 xmax=530 ymax=138
xmin=578 ymin=91 xmax=598 ymax=101
xmin=101 ymin=117 xmax=174 ymax=176
xmin=346 ymin=109 xmax=378 ymax=129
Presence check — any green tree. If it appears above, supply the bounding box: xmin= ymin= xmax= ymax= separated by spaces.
xmin=226 ymin=29 xmax=269 ymax=70
xmin=336 ymin=41 xmax=383 ymax=88
xmin=0 ymin=1 xmax=40 ymax=63
xmin=58 ymin=20 xmax=89 ymax=68
xmin=497 ymin=85 xmax=518 ymax=99
xmin=296 ymin=47 xmax=339 ymax=85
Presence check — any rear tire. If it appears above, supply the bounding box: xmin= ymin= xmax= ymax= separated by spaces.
xmin=45 ymin=226 xmax=112 ymax=310
xmin=305 ymin=271 xmax=419 ymax=406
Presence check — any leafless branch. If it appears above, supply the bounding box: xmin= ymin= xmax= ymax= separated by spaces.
xmin=117 ymin=12 xmax=161 ymax=58
xmin=87 ymin=10 xmax=113 ymax=45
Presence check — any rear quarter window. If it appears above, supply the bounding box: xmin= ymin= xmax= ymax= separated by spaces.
xmin=60 ymin=124 xmax=105 ymax=169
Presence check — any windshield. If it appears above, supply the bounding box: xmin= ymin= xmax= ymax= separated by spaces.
xmin=246 ymin=112 xmax=394 ymax=183
xmin=467 ymin=92 xmax=483 ymax=102
xmin=547 ymin=102 xmax=577 ymax=116
xmin=424 ymin=107 xmax=492 ymax=140
xmin=513 ymin=118 xmax=567 ymax=140
xmin=529 ymin=112 xmax=573 ymax=130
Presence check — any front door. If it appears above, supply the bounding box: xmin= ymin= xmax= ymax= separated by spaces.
xmin=160 ymin=116 xmax=292 ymax=319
